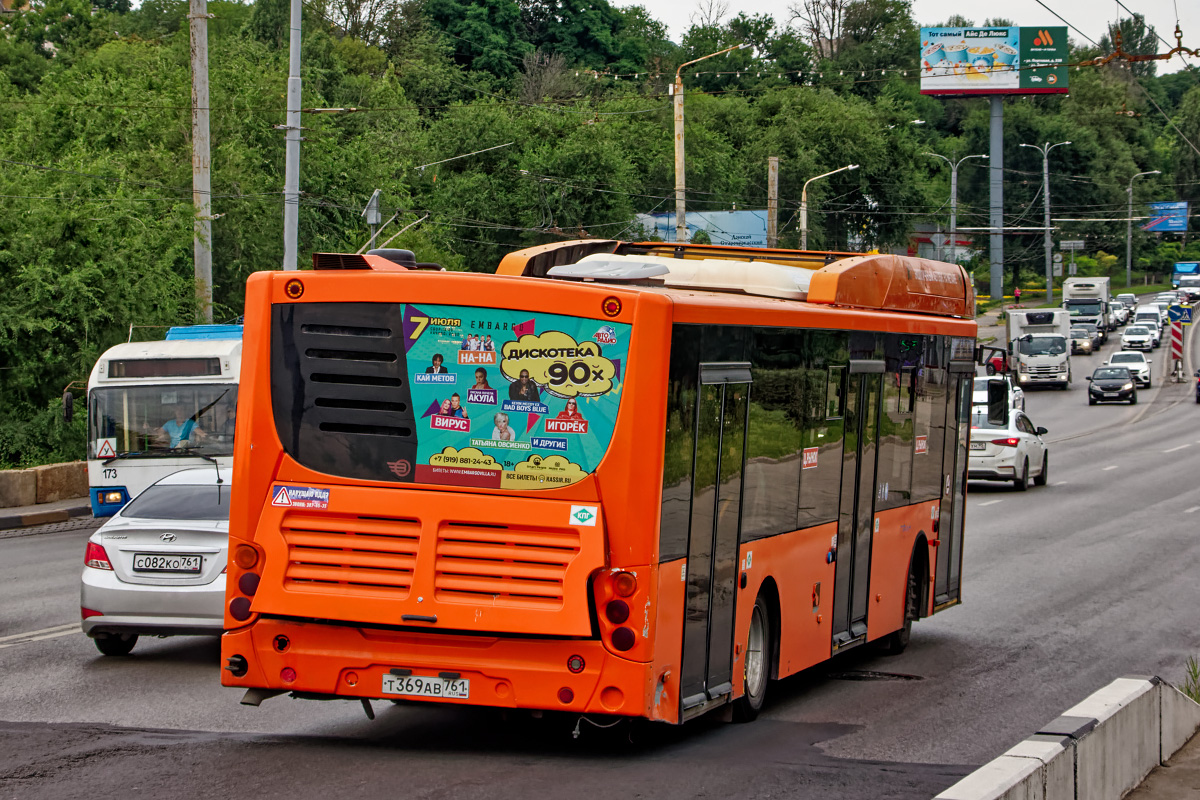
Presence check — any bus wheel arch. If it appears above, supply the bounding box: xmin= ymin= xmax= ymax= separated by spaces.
xmin=878 ymin=536 xmax=928 ymax=655
xmin=734 ymin=580 xmax=778 ymax=722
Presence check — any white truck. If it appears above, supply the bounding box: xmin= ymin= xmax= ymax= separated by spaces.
xmin=1006 ymin=309 xmax=1072 ymax=389
xmin=1062 ymin=276 xmax=1113 ymax=335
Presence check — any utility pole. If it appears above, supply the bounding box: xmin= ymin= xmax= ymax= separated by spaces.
xmin=189 ymin=0 xmax=213 ymax=321
xmin=988 ymin=97 xmax=1004 ymax=302
xmin=1126 ymin=170 xmax=1161 ymax=288
xmin=801 ymin=164 xmax=858 ymax=250
xmin=281 ymin=0 xmax=302 ymax=270
xmin=1019 ymin=141 xmax=1070 ymax=304
xmin=925 ymin=152 xmax=988 ymax=264
xmin=767 ymin=157 xmax=779 ymax=248
xmin=672 ymin=43 xmax=749 ymax=243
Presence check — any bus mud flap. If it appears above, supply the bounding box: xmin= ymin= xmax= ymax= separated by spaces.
xmin=241 ymin=688 xmax=286 ymax=706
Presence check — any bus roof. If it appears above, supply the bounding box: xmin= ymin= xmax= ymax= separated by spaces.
xmin=495 ymin=241 xmax=975 ymax=319
xmin=165 ymin=324 xmax=244 ymax=340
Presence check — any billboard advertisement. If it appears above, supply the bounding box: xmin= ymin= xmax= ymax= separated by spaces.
xmin=920 ymin=26 xmax=1069 ymax=95
xmin=634 ymin=210 xmax=768 ymax=246
xmin=1143 ymin=201 xmax=1189 ymax=233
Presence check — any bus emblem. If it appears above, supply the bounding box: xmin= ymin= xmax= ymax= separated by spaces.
xmin=569 ymin=505 xmax=598 ymax=526
xmin=387 ymin=459 xmax=411 ymax=478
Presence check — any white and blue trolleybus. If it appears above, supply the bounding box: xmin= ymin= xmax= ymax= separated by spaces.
xmin=87 ymin=325 xmax=242 ymax=516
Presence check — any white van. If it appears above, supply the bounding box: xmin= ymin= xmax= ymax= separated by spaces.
xmin=1134 ymin=309 xmax=1163 ymax=331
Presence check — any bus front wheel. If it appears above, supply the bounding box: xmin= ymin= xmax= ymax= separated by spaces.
xmin=733 ymin=595 xmax=771 ymax=722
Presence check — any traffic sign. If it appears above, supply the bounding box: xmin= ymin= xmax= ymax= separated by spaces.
xmin=1052 ymin=253 xmax=1063 ymax=263
xmin=1060 ymin=240 xmax=1086 ymax=251
xmin=1168 ymin=304 xmax=1192 ymax=324
xmin=929 ymin=233 xmax=948 ymax=248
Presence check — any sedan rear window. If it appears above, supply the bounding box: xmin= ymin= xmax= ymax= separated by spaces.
xmin=121 ymin=485 xmax=231 ymax=520
xmin=1125 ymin=327 xmax=1149 ymax=335
xmin=1110 ymin=353 xmax=1144 ymax=363
xmin=970 ymin=410 xmax=1006 ymax=431
xmin=1093 ymin=368 xmax=1131 ymax=380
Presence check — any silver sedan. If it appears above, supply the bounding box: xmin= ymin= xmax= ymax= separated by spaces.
xmin=80 ymin=467 xmax=229 ymax=656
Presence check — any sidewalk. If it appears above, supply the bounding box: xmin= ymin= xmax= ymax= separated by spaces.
xmin=1127 ymin=727 xmax=1200 ymax=797
xmin=0 ymin=495 xmax=92 ymax=531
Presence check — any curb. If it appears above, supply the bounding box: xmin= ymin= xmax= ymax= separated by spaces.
xmin=935 ymin=676 xmax=1200 ymax=800
xmin=0 ymin=503 xmax=92 ymax=531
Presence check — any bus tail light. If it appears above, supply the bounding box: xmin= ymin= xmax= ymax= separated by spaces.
xmin=227 ymin=543 xmax=264 ymax=626
xmin=85 ymin=542 xmax=113 ymax=570
xmin=592 ymin=567 xmax=650 ymax=661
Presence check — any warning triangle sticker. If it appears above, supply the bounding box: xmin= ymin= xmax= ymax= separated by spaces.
xmin=96 ymin=439 xmax=117 ymax=459
xmin=271 ymin=486 xmax=292 ymax=507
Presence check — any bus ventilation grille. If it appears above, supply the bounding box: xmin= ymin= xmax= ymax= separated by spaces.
xmin=281 ymin=513 xmax=420 ymax=598
xmin=434 ymin=523 xmax=580 ymax=610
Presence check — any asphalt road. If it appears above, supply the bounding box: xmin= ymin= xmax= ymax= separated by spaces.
xmin=2 ymin=312 xmax=1198 ymax=799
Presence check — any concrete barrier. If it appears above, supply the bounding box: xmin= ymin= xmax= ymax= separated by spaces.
xmin=31 ymin=460 xmax=87 ymax=504
xmin=935 ymin=676 xmax=1200 ymax=800
xmin=1161 ymin=680 xmax=1200 ymax=762
xmin=0 ymin=469 xmax=37 ymax=508
xmin=1058 ymin=677 xmax=1160 ymax=800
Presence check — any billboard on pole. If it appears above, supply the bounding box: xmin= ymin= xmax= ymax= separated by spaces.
xmin=919 ymin=27 xmax=1069 ymax=95
xmin=1142 ymin=201 xmax=1189 ymax=233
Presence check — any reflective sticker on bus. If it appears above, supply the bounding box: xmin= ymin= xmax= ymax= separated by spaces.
xmin=96 ymin=438 xmax=117 ymax=459
xmin=271 ymin=485 xmax=329 ymax=510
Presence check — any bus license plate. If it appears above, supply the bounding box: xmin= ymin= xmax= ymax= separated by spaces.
xmin=382 ymin=674 xmax=470 ymax=700
xmin=133 ymin=553 xmax=202 ymax=573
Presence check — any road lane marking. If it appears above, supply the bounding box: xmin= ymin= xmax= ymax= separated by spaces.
xmin=1165 ymin=444 xmax=1191 ymax=453
xmin=1103 ymin=465 xmax=1119 ymax=471
xmin=978 ymin=500 xmax=1003 ymax=507
xmin=1053 ymin=481 xmax=1068 ymax=486
xmin=0 ymin=623 xmax=76 ymax=643
xmin=1187 ymin=507 xmax=1200 ymax=514
xmin=0 ymin=623 xmax=79 ymax=649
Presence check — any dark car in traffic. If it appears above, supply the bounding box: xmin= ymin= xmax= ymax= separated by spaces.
xmin=1087 ymin=366 xmax=1137 ymax=405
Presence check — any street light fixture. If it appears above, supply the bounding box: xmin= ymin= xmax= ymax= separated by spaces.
xmin=673 ymin=43 xmax=751 ymax=243
xmin=1019 ymin=140 xmax=1071 ymax=303
xmin=924 ymin=152 xmax=988 ymax=263
xmin=1126 ymin=170 xmax=1161 ymax=288
xmin=800 ymin=164 xmax=860 ymax=251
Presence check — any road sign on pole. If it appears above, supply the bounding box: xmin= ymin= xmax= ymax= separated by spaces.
xmin=1060 ymin=240 xmax=1085 ymax=251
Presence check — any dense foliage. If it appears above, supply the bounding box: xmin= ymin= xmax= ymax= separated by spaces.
xmin=0 ymin=0 xmax=1198 ymax=466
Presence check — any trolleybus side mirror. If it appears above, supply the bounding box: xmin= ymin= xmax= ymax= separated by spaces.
xmin=63 ymin=391 xmax=74 ymax=424
xmin=987 ymin=379 xmax=1008 ymax=428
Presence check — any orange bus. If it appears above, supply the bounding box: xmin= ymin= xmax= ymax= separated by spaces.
xmin=221 ymin=241 xmax=976 ymax=724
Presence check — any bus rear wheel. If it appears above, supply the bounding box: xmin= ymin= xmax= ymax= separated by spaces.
xmin=878 ymin=557 xmax=921 ymax=655
xmin=733 ymin=595 xmax=771 ymax=722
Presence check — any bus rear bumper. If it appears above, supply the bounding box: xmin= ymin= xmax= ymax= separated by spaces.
xmin=221 ymin=618 xmax=657 ymax=719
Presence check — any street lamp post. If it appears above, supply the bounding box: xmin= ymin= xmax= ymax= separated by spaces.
xmin=800 ymin=164 xmax=859 ymax=251
xmin=1019 ymin=141 xmax=1071 ymax=303
xmin=1126 ymin=170 xmax=1161 ymax=288
xmin=924 ymin=152 xmax=988 ymax=263
xmin=673 ymin=43 xmax=749 ymax=243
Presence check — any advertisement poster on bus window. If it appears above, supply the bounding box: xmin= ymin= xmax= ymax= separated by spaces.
xmin=919 ymin=26 xmax=1069 ymax=95
xmin=403 ymin=304 xmax=629 ymax=491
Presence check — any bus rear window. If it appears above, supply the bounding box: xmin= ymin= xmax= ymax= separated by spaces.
xmin=271 ymin=302 xmax=630 ymax=491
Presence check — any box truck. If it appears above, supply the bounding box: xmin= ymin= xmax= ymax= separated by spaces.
xmin=1062 ymin=276 xmax=1113 ymax=334
xmin=1006 ymin=309 xmax=1072 ymax=389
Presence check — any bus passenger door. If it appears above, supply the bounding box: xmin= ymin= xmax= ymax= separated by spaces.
xmin=934 ymin=373 xmax=971 ymax=606
xmin=831 ymin=361 xmax=883 ymax=652
xmin=679 ymin=363 xmax=750 ymax=715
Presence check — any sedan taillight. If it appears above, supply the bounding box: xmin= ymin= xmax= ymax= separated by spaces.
xmin=990 ymin=437 xmax=1021 ymax=448
xmin=84 ymin=541 xmax=113 ymax=570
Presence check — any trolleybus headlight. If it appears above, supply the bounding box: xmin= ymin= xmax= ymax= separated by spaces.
xmin=101 ymin=491 xmax=124 ymax=504
xmin=605 ymin=599 xmax=630 ymax=624
xmin=611 ymin=627 xmax=636 ymax=651
xmin=613 ymin=571 xmax=637 ymax=597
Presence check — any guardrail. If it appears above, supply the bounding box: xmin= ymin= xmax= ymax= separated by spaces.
xmin=935 ymin=676 xmax=1200 ymax=800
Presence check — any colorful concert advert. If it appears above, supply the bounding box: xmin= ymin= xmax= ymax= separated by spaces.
xmin=403 ymin=304 xmax=629 ymax=491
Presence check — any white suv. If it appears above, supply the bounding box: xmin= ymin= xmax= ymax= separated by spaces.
xmin=1106 ymin=350 xmax=1152 ymax=387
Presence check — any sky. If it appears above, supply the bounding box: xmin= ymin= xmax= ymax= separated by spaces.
xmin=638 ymin=0 xmax=1200 ymax=75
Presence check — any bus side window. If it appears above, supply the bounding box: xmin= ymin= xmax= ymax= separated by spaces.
xmin=659 ymin=325 xmax=700 ymax=563
xmin=798 ymin=335 xmax=848 ymax=528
